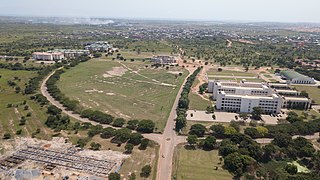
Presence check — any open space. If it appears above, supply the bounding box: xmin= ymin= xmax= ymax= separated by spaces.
xmin=293 ymin=85 xmax=320 ymax=104
xmin=57 ymin=58 xmax=188 ymax=131
xmin=173 ymin=145 xmax=232 ymax=180
xmin=0 ymin=69 xmax=53 ymax=139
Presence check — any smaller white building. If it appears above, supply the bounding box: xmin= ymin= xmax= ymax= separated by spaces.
xmin=151 ymin=56 xmax=177 ymax=65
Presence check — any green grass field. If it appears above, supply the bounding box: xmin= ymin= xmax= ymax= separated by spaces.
xmin=57 ymin=59 xmax=188 ymax=131
xmin=207 ymin=69 xmax=256 ymax=77
xmin=188 ymin=79 xmax=212 ymax=111
xmin=0 ymin=69 xmax=53 ymax=139
xmin=173 ymin=146 xmax=232 ymax=180
xmin=293 ymin=86 xmax=320 ymax=104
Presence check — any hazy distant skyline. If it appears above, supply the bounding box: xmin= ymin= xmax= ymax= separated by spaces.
xmin=1 ymin=0 xmax=320 ymax=23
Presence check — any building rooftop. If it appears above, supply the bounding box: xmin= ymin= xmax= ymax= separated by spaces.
xmin=274 ymin=89 xmax=298 ymax=93
xmin=283 ymin=96 xmax=310 ymax=101
xmin=221 ymin=91 xmax=279 ymax=100
xmin=280 ymin=70 xmax=312 ymax=81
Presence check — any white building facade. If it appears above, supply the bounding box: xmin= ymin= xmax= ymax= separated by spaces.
xmin=209 ymin=80 xmax=311 ymax=114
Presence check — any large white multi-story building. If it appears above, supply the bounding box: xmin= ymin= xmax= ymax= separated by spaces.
xmin=48 ymin=49 xmax=90 ymax=59
xmin=208 ymin=80 xmax=311 ymax=114
xmin=32 ymin=52 xmax=64 ymax=61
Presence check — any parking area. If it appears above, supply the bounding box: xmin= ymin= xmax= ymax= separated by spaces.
xmin=187 ymin=110 xmax=285 ymax=125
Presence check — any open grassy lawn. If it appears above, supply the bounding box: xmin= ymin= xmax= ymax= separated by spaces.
xmin=57 ymin=59 xmax=188 ymax=131
xmin=207 ymin=69 xmax=256 ymax=77
xmin=290 ymin=109 xmax=320 ymax=120
xmin=188 ymin=79 xmax=212 ymax=111
xmin=263 ymin=74 xmax=273 ymax=78
xmin=0 ymin=69 xmax=53 ymax=139
xmin=293 ymin=86 xmax=320 ymax=104
xmin=189 ymin=92 xmax=212 ymax=111
xmin=173 ymin=145 xmax=232 ymax=180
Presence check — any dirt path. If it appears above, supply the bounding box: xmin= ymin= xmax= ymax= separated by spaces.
xmin=227 ymin=39 xmax=232 ymax=48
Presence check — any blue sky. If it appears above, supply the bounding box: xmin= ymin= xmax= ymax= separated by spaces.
xmin=1 ymin=0 xmax=320 ymax=22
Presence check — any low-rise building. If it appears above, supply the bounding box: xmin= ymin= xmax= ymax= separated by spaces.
xmin=85 ymin=41 xmax=112 ymax=52
xmin=32 ymin=52 xmax=64 ymax=61
xmin=280 ymin=70 xmax=315 ymax=84
xmin=151 ymin=55 xmax=177 ymax=65
xmin=49 ymin=49 xmax=90 ymax=59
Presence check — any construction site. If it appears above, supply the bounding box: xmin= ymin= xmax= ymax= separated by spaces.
xmin=0 ymin=137 xmax=129 ymax=179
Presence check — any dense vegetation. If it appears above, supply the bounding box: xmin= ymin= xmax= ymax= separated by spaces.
xmin=175 ymin=67 xmax=202 ymax=132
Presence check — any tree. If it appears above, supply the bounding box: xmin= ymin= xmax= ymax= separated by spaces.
xmin=100 ymin=127 xmax=116 ymax=139
xmin=224 ymin=127 xmax=237 ymax=136
xmin=203 ymin=136 xmax=216 ymax=150
xmin=47 ymin=105 xmax=62 ymax=115
xmin=230 ymin=121 xmax=240 ymax=132
xmin=127 ymin=119 xmax=139 ymax=130
xmin=256 ymin=126 xmax=268 ymax=137
xmin=76 ymin=138 xmax=88 ymax=148
xmin=286 ymin=111 xmax=302 ymax=123
xmin=3 ymin=133 xmax=11 ymax=139
xmin=244 ymin=128 xmax=260 ymax=138
xmin=219 ymin=144 xmax=239 ymax=157
xmin=285 ymin=164 xmax=297 ymax=175
xmin=113 ymin=118 xmax=126 ymax=127
xmin=139 ymin=138 xmax=149 ymax=150
xmin=129 ymin=172 xmax=136 ymax=180
xmin=175 ymin=115 xmax=186 ymax=132
xmin=210 ymin=124 xmax=225 ymax=138
xmin=108 ymin=172 xmax=120 ymax=180
xmin=128 ymin=133 xmax=143 ymax=145
xmin=272 ymin=133 xmax=292 ymax=148
xmin=206 ymin=106 xmax=215 ymax=113
xmin=178 ymin=97 xmax=189 ymax=109
xmin=224 ymin=152 xmax=255 ymax=177
xmin=189 ymin=124 xmax=207 ymax=137
xmin=90 ymin=142 xmax=101 ymax=150
xmin=187 ymin=134 xmax=198 ymax=147
xmin=137 ymin=120 xmax=155 ymax=133
xmin=113 ymin=128 xmax=132 ymax=144
xmin=199 ymin=83 xmax=208 ymax=94
xmin=300 ymin=91 xmax=309 ymax=98
xmin=140 ymin=165 xmax=152 ymax=178
xmin=125 ymin=143 xmax=134 ymax=154
xmin=251 ymin=107 xmax=263 ymax=120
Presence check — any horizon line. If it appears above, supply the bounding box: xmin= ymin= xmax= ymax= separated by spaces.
xmin=1 ymin=14 xmax=320 ymax=25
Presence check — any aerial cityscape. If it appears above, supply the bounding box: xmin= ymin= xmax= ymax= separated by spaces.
xmin=1 ymin=0 xmax=320 ymax=180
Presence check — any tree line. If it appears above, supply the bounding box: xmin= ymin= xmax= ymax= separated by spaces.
xmin=175 ymin=66 xmax=202 ymax=132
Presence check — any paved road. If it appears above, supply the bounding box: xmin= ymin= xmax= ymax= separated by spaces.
xmin=155 ymin=68 xmax=195 ymax=180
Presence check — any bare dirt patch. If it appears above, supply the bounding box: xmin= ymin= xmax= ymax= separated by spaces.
xmin=103 ymin=67 xmax=128 ymax=78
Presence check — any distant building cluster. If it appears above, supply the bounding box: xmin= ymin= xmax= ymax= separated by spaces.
xmin=151 ymin=55 xmax=177 ymax=65
xmin=208 ymin=80 xmax=311 ymax=114
xmin=48 ymin=49 xmax=90 ymax=59
xmin=85 ymin=41 xmax=112 ymax=52
xmin=32 ymin=49 xmax=90 ymax=61
xmin=280 ymin=70 xmax=315 ymax=84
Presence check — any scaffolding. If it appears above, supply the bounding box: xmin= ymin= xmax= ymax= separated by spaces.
xmin=11 ymin=145 xmax=118 ymax=177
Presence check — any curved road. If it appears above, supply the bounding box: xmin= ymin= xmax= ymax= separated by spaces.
xmin=41 ymin=67 xmax=320 ymax=180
